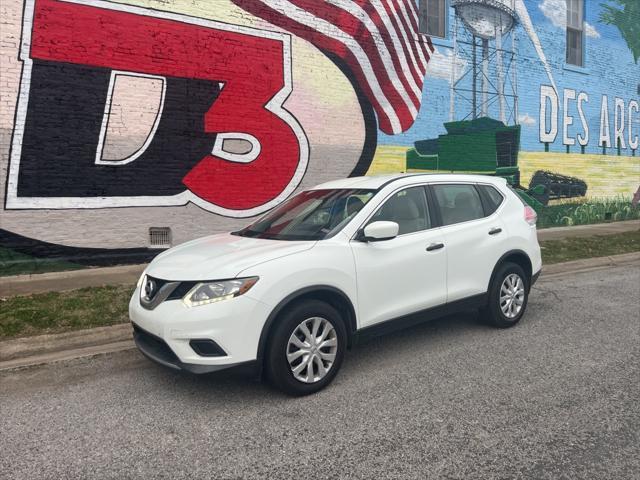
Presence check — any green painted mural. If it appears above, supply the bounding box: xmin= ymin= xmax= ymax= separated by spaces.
xmin=600 ymin=0 xmax=639 ymax=63
xmin=405 ymin=117 xmax=587 ymax=211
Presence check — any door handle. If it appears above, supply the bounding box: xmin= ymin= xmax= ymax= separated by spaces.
xmin=426 ymin=242 xmax=445 ymax=251
xmin=488 ymin=227 xmax=502 ymax=235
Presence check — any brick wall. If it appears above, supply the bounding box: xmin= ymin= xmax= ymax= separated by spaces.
xmin=0 ymin=0 xmax=638 ymax=267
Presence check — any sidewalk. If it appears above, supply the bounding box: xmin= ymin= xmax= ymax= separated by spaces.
xmin=0 ymin=264 xmax=145 ymax=297
xmin=537 ymin=219 xmax=639 ymax=241
xmin=1 ymin=220 xmax=638 ymax=297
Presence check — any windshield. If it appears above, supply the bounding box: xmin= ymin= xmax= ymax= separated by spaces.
xmin=235 ymin=189 xmax=376 ymax=241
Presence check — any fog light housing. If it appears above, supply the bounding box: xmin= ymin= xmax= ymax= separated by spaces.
xmin=189 ymin=339 xmax=227 ymax=357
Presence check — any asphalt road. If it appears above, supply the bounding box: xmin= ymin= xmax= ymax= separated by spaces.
xmin=1 ymin=264 xmax=639 ymax=480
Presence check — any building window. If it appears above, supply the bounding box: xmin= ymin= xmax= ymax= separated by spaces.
xmin=566 ymin=0 xmax=584 ymax=66
xmin=419 ymin=0 xmax=447 ymax=38
xmin=149 ymin=227 xmax=172 ymax=248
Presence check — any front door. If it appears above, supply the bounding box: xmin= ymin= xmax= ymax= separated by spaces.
xmin=350 ymin=185 xmax=447 ymax=328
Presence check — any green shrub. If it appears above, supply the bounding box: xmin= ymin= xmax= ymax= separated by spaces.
xmin=538 ymin=196 xmax=640 ymax=229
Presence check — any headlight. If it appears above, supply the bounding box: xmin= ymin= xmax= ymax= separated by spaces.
xmin=183 ymin=277 xmax=259 ymax=307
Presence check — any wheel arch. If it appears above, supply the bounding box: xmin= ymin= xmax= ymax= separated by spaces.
xmin=256 ymin=285 xmax=357 ymax=376
xmin=488 ymin=250 xmax=533 ymax=293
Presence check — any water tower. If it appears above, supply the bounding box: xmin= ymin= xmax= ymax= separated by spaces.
xmin=449 ymin=0 xmax=519 ymax=124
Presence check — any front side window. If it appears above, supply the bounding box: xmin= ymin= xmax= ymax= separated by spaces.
xmin=368 ymin=186 xmax=431 ymax=235
xmin=419 ymin=0 xmax=447 ymax=38
xmin=432 ymin=184 xmax=485 ymax=225
xmin=236 ymin=189 xmax=375 ymax=241
xmin=566 ymin=0 xmax=584 ymax=66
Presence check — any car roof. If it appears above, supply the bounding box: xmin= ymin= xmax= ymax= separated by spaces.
xmin=311 ymin=173 xmax=507 ymax=190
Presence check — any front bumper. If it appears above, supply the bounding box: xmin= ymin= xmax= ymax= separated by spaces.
xmin=132 ymin=323 xmax=253 ymax=374
xmin=129 ymin=285 xmax=271 ymax=372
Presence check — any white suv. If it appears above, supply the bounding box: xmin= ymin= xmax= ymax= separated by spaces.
xmin=130 ymin=174 xmax=541 ymax=395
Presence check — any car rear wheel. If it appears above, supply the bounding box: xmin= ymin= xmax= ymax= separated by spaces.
xmin=266 ymin=300 xmax=346 ymax=396
xmin=481 ymin=262 xmax=529 ymax=328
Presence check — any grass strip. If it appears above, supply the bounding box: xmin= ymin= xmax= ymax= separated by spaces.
xmin=540 ymin=230 xmax=640 ymax=264
xmin=0 ymin=285 xmax=133 ymax=340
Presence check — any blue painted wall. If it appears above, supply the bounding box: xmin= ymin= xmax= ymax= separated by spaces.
xmin=380 ymin=0 xmax=639 ymax=155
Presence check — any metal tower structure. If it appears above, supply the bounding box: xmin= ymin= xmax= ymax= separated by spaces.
xmin=449 ymin=0 xmax=519 ymax=125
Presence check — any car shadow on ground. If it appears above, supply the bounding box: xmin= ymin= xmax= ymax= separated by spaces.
xmin=149 ymin=309 xmax=486 ymax=401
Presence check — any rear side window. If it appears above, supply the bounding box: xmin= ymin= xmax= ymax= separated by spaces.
xmin=477 ymin=184 xmax=505 ymax=215
xmin=432 ymin=184 xmax=485 ymax=226
xmin=369 ymin=186 xmax=431 ymax=235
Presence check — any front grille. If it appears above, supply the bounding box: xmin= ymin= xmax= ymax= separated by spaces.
xmin=167 ymin=281 xmax=197 ymax=301
xmin=140 ymin=275 xmax=180 ymax=310
xmin=133 ymin=324 xmax=180 ymax=367
xmin=141 ymin=275 xmax=170 ymax=302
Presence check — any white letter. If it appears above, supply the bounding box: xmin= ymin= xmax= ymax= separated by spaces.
xmin=628 ymin=100 xmax=638 ymax=150
xmin=577 ymin=92 xmax=589 ymax=146
xmin=614 ymin=97 xmax=626 ymax=149
xmin=540 ymin=85 xmax=558 ymax=143
xmin=563 ymin=88 xmax=576 ymax=146
xmin=599 ymin=95 xmax=611 ymax=147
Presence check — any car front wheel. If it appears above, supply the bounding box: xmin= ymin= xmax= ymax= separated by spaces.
xmin=266 ymin=300 xmax=346 ymax=396
xmin=481 ymin=262 xmax=529 ymax=328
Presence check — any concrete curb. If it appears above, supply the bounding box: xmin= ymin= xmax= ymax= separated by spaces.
xmin=0 ymin=322 xmax=134 ymax=371
xmin=0 ymin=340 xmax=134 ymax=371
xmin=540 ymin=251 xmax=640 ymax=277
xmin=1 ymin=252 xmax=639 ymax=372
xmin=0 ymin=323 xmax=132 ymax=362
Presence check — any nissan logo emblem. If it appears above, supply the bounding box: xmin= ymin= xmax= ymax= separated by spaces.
xmin=143 ymin=276 xmax=156 ymax=299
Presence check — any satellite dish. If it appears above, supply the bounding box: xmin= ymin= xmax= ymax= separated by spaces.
xmin=452 ymin=0 xmax=517 ymax=39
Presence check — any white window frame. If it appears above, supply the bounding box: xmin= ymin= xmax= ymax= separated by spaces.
xmin=566 ymin=0 xmax=585 ymax=67
xmin=419 ymin=0 xmax=448 ymax=39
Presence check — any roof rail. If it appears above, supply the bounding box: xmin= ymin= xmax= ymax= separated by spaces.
xmin=375 ymin=173 xmax=438 ymax=191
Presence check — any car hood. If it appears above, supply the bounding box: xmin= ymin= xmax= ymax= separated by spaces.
xmin=145 ymin=233 xmax=316 ymax=281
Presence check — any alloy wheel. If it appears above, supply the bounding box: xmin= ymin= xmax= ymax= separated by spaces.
xmin=500 ymin=273 xmax=525 ymax=319
xmin=286 ymin=317 xmax=338 ymax=383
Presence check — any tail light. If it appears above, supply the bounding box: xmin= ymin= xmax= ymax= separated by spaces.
xmin=524 ymin=206 xmax=537 ymax=226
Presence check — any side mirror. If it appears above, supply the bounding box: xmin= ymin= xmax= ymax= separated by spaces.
xmin=361 ymin=221 xmax=399 ymax=242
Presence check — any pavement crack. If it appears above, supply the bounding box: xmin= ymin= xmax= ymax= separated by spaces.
xmin=532 ymin=285 xmax=562 ymax=302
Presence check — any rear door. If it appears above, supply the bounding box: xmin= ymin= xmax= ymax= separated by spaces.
xmin=430 ymin=183 xmax=508 ymax=302
xmin=350 ymin=185 xmax=447 ymax=327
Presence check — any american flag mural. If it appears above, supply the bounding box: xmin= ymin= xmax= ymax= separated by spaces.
xmin=231 ymin=0 xmax=435 ymax=135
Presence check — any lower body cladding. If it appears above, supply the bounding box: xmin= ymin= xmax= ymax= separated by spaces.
xmin=129 ymin=287 xmax=271 ymax=374
xmin=531 ymin=270 xmax=541 ymax=287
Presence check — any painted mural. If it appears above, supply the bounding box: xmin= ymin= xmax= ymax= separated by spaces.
xmin=0 ymin=0 xmax=638 ymax=272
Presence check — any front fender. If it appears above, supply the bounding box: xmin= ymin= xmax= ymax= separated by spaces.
xmin=238 ymin=239 xmax=357 ymax=375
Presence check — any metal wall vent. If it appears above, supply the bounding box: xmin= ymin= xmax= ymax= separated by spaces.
xmin=149 ymin=227 xmax=172 ymax=249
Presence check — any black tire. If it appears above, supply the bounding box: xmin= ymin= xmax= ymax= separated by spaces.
xmin=265 ymin=300 xmax=347 ymax=396
xmin=481 ymin=262 xmax=529 ymax=328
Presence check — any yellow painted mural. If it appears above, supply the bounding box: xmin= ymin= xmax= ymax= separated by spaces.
xmin=369 ymin=146 xmax=640 ymax=201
